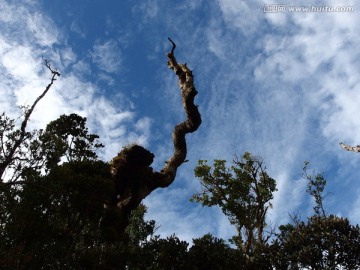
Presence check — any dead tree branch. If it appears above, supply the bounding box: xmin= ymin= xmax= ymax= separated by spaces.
xmin=157 ymin=37 xmax=202 ymax=186
xmin=20 ymin=60 xmax=60 ymax=136
xmin=0 ymin=60 xmax=60 ymax=181
xmin=339 ymin=142 xmax=360 ymax=153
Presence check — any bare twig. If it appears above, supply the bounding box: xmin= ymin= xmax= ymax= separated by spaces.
xmin=168 ymin=37 xmax=176 ymax=55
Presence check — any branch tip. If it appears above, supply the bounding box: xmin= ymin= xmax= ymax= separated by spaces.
xmin=168 ymin=37 xmax=176 ymax=54
xmin=44 ymin=59 xmax=61 ymax=77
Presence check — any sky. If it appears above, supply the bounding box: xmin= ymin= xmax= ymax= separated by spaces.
xmin=1 ymin=0 xmax=360 ymax=244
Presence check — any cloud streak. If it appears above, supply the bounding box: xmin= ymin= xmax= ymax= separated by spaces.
xmin=91 ymin=39 xmax=123 ymax=74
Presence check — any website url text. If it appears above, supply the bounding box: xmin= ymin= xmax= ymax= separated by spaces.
xmin=262 ymin=5 xmax=354 ymax=13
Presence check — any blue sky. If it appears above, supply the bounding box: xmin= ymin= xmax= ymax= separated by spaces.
xmin=1 ymin=0 xmax=360 ymax=244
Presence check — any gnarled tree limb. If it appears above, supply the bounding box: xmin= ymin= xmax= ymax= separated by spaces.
xmin=108 ymin=39 xmax=202 ymax=236
xmin=155 ymin=37 xmax=202 ymax=187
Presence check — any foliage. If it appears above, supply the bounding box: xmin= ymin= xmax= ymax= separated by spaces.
xmin=0 ymin=108 xmax=170 ymax=269
xmin=0 ymin=111 xmax=40 ymax=182
xmin=0 ymin=160 xmax=112 ymax=268
xmin=38 ymin=113 xmax=104 ymax=170
xmin=303 ymin=161 xmax=327 ymax=217
xmin=192 ymin=152 xmax=277 ymax=255
xmin=271 ymin=215 xmax=360 ymax=269
xmin=268 ymin=167 xmax=360 ymax=269
xmin=125 ymin=204 xmax=157 ymax=246
xmin=188 ymin=234 xmax=246 ymax=270
xmin=0 ymin=113 xmax=104 ymax=184
xmin=133 ymin=235 xmax=190 ymax=270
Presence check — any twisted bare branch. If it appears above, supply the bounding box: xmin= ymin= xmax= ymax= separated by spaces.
xmin=155 ymin=38 xmax=202 ymax=187
xmin=109 ymin=39 xmax=202 ymax=235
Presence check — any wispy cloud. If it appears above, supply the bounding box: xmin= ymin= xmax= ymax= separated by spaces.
xmin=91 ymin=39 xmax=123 ymax=74
xmin=217 ymin=0 xmax=264 ymax=35
xmin=70 ymin=20 xmax=86 ymax=39
xmin=27 ymin=12 xmax=59 ymax=47
xmin=132 ymin=0 xmax=159 ymax=21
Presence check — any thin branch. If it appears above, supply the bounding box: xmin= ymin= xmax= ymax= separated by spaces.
xmin=168 ymin=37 xmax=176 ymax=55
xmin=0 ymin=60 xmax=60 ymax=181
xmin=21 ymin=60 xmax=60 ymax=134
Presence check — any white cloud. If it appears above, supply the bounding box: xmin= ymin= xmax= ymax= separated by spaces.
xmin=144 ymin=188 xmax=221 ymax=244
xmin=0 ymin=1 xmax=151 ymax=165
xmin=176 ymin=0 xmax=204 ymax=11
xmin=270 ymin=173 xmax=307 ymax=225
xmin=59 ymin=47 xmax=77 ymax=67
xmin=217 ymin=0 xmax=263 ymax=35
xmin=70 ymin=20 xmax=86 ymax=38
xmin=205 ymin=21 xmax=227 ymax=60
xmin=85 ymin=97 xmax=154 ymax=160
xmin=91 ymin=39 xmax=123 ymax=73
xmin=132 ymin=0 xmax=159 ymax=21
xmin=27 ymin=12 xmax=59 ymax=47
xmin=262 ymin=11 xmax=360 ymax=150
xmin=72 ymin=60 xmax=91 ymax=77
xmin=0 ymin=1 xmax=58 ymax=52
xmin=2 ymin=45 xmax=40 ymax=81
